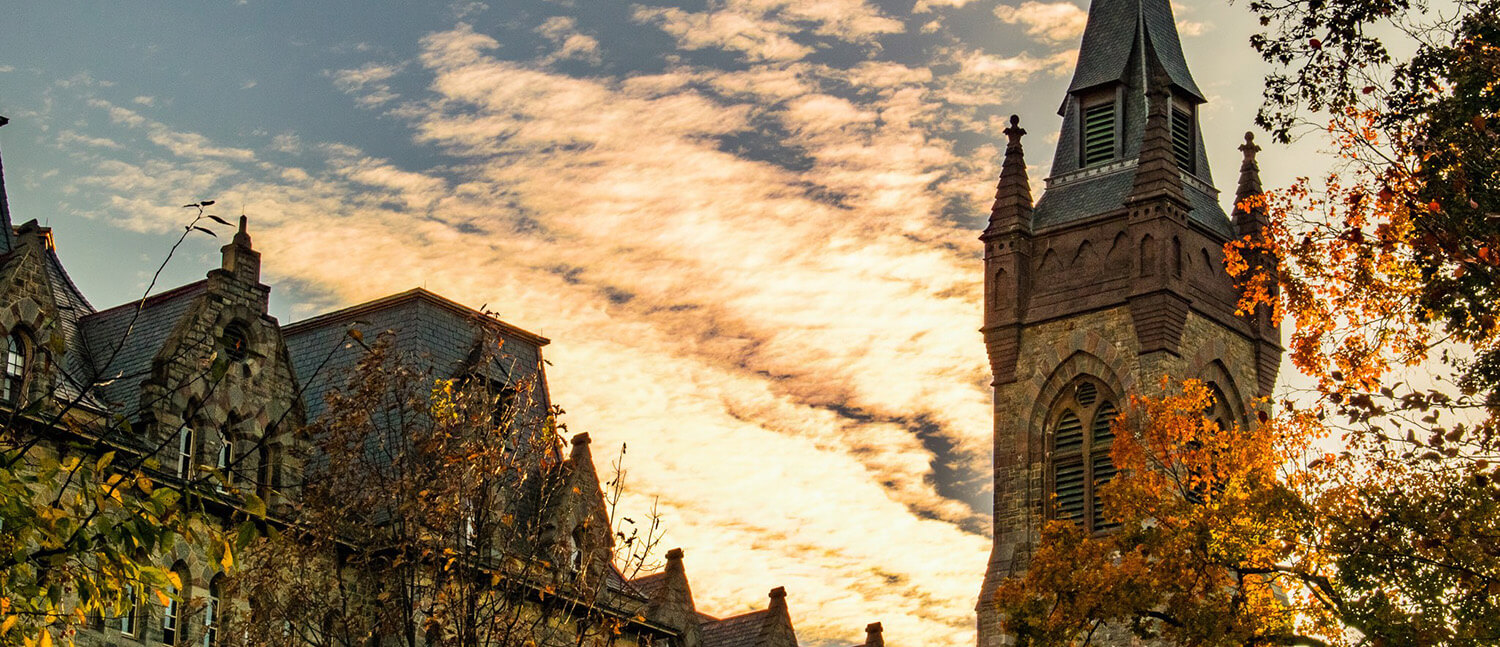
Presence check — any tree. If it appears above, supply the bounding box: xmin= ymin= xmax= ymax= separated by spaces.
xmin=223 ymin=332 xmax=665 ymax=647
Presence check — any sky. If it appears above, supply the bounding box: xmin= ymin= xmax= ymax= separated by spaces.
xmin=0 ymin=1 xmax=1319 ymax=645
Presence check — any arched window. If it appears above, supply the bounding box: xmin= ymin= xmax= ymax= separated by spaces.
xmin=202 ymin=576 xmax=222 ymax=647
xmin=1204 ymin=382 xmax=1235 ymax=432
xmin=176 ymin=427 xmax=196 ymax=480
xmin=2 ymin=331 xmax=28 ymax=404
xmin=1047 ymin=377 xmax=1120 ymax=532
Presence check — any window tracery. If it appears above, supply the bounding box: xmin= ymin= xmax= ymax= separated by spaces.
xmin=1047 ymin=376 xmax=1119 ymax=532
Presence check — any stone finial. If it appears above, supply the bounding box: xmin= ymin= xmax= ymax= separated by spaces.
xmin=985 ymin=114 xmax=1033 ymax=238
xmin=571 ymin=432 xmax=591 ymax=446
xmin=666 ymin=547 xmax=684 ymax=561
xmin=233 ymin=215 xmax=252 ymax=248
xmin=768 ymin=586 xmax=787 ymax=602
xmin=864 ymin=622 xmax=885 ymax=647
xmin=1127 ymin=60 xmax=1186 ymax=207
xmin=1234 ymin=131 xmax=1264 ymax=210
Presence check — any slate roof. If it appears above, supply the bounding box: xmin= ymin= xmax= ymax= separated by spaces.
xmin=628 ymin=572 xmax=669 ymax=600
xmin=1039 ymin=0 xmax=1233 ymax=234
xmin=700 ymin=610 xmax=770 ymax=647
xmin=282 ymin=288 xmax=550 ymax=423
xmin=1068 ymin=0 xmax=1202 ymax=99
xmin=80 ymin=281 xmax=207 ymax=416
xmin=1032 ymin=163 xmax=1233 ymax=237
xmin=0 ymin=133 xmax=15 ymax=255
xmin=42 ymin=244 xmax=104 ymax=409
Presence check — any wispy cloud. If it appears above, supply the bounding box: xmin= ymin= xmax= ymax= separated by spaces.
xmin=993 ymin=0 xmax=1088 ymax=45
xmin=47 ymin=9 xmax=1010 ymax=646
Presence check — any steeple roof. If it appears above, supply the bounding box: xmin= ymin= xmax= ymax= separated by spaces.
xmin=1031 ymin=0 xmax=1234 ymax=238
xmin=1067 ymin=0 xmax=1203 ymax=101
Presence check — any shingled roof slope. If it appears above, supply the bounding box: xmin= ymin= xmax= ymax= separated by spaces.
xmin=700 ymin=610 xmax=770 ymax=647
xmin=43 ymin=244 xmax=104 ymax=409
xmin=80 ymin=281 xmax=208 ymax=416
xmin=1067 ymin=0 xmax=1202 ymax=99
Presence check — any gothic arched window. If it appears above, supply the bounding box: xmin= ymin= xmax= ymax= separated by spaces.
xmin=1047 ymin=377 xmax=1119 ymax=532
xmin=2 ymin=330 xmax=29 ymax=405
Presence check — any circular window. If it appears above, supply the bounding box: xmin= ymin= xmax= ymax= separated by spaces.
xmin=221 ymin=322 xmax=250 ymax=362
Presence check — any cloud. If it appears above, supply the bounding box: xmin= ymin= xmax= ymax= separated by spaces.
xmin=936 ymin=47 xmax=1075 ymax=105
xmin=328 ymin=62 xmax=404 ymax=106
xmin=1176 ymin=19 xmax=1210 ymax=36
xmin=993 ymin=1 xmax=1088 ymax=45
xmin=912 ymin=0 xmax=979 ymax=12
xmin=50 ymin=14 xmax=1021 ymax=646
xmin=535 ymin=16 xmax=603 ymax=65
xmin=631 ymin=0 xmax=902 ymax=62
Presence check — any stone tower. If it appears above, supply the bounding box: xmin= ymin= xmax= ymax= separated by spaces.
xmin=975 ymin=0 xmax=1282 ymax=643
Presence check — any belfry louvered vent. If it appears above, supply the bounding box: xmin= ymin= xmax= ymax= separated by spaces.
xmin=1081 ymin=103 xmax=1116 ymax=167
xmin=1092 ymin=401 xmax=1116 ymax=444
xmin=1054 ymin=460 xmax=1087 ymax=521
xmin=1171 ymin=107 xmax=1194 ymax=171
xmin=1091 ymin=401 xmax=1118 ymax=529
xmin=1054 ymin=412 xmax=1085 ymax=455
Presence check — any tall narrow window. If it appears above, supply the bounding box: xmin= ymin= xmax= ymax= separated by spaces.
xmin=119 ymin=584 xmax=139 ymax=636
xmin=162 ymin=569 xmax=185 ymax=646
xmin=1048 ymin=378 xmax=1119 ymax=532
xmin=176 ymin=427 xmax=196 ymax=480
xmin=202 ymin=577 xmax=221 ymax=647
xmin=1171 ymin=105 xmax=1194 ymax=171
xmin=1081 ymin=102 xmax=1117 ymax=167
xmin=2 ymin=332 xmax=26 ymax=404
xmin=215 ymin=437 xmax=234 ymax=493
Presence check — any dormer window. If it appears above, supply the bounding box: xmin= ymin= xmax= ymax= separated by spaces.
xmin=1080 ymin=98 xmax=1117 ymax=167
xmin=1171 ymin=97 xmax=1195 ymax=172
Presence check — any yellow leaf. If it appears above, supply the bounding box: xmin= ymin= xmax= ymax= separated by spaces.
xmin=219 ymin=539 xmax=234 ymax=571
xmin=38 ymin=630 xmax=51 ymax=647
xmin=0 ymin=615 xmax=16 ymax=635
xmin=166 ymin=571 xmax=182 ymax=589
xmin=155 ymin=590 xmax=171 ymax=608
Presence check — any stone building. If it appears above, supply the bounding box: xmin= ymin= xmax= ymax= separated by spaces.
xmin=0 ymin=116 xmax=855 ymax=646
xmin=975 ymin=0 xmax=1281 ymax=643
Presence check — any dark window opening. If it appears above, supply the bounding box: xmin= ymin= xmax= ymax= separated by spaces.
xmin=1081 ymin=102 xmax=1116 ymax=167
xmin=221 ymin=322 xmax=250 ymax=362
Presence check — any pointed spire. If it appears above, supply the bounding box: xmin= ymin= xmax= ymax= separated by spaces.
xmin=985 ymin=115 xmax=1032 ymax=237
xmin=863 ymin=622 xmax=885 ymax=647
xmin=1234 ymin=131 xmax=1264 ymax=216
xmin=0 ymin=116 xmax=17 ymax=255
xmin=1068 ymin=0 xmax=1203 ymax=100
xmin=1127 ymin=62 xmax=1185 ymax=207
